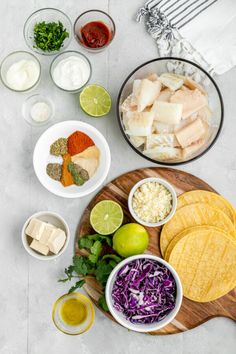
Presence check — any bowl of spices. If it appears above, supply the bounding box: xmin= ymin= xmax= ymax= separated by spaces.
xmin=22 ymin=94 xmax=54 ymax=126
xmin=23 ymin=8 xmax=72 ymax=55
xmin=33 ymin=120 xmax=111 ymax=198
xmin=74 ymin=10 xmax=115 ymax=52
xmin=128 ymin=177 xmax=177 ymax=227
xmin=0 ymin=51 xmax=41 ymax=92
xmin=50 ymin=51 xmax=92 ymax=93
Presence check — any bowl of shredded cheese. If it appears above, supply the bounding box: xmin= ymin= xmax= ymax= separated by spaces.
xmin=128 ymin=177 xmax=177 ymax=227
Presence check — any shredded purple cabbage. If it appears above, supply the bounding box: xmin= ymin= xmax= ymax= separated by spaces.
xmin=112 ymin=258 xmax=176 ymax=324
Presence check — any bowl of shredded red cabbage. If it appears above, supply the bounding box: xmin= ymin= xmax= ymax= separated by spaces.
xmin=105 ymin=255 xmax=182 ymax=332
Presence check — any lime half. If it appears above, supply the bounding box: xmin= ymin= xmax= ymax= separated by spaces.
xmin=80 ymin=85 xmax=112 ymax=117
xmin=90 ymin=200 xmax=123 ymax=235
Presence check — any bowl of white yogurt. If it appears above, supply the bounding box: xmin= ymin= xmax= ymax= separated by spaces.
xmin=0 ymin=51 xmax=41 ymax=92
xmin=50 ymin=50 xmax=92 ymax=93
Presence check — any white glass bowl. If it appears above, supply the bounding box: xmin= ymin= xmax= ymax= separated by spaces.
xmin=24 ymin=8 xmax=72 ymax=55
xmin=22 ymin=94 xmax=55 ymax=126
xmin=117 ymin=57 xmax=224 ymax=165
xmin=52 ymin=293 xmax=95 ymax=335
xmin=21 ymin=211 xmax=70 ymax=261
xmin=105 ymin=254 xmax=183 ymax=333
xmin=0 ymin=51 xmax=41 ymax=92
xmin=50 ymin=51 xmax=92 ymax=93
xmin=128 ymin=177 xmax=177 ymax=227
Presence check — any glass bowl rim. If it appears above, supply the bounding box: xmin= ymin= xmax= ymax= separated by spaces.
xmin=0 ymin=50 xmax=41 ymax=92
xmin=52 ymin=292 xmax=95 ymax=335
xmin=23 ymin=7 xmax=72 ymax=56
xmin=116 ymin=56 xmax=224 ymax=166
xmin=73 ymin=9 xmax=116 ymax=51
xmin=49 ymin=50 xmax=92 ymax=93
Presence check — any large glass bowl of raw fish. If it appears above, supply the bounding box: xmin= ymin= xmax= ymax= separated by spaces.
xmin=117 ymin=57 xmax=223 ymax=165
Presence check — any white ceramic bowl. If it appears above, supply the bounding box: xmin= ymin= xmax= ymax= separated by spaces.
xmin=105 ymin=254 xmax=183 ymax=333
xmin=128 ymin=177 xmax=177 ymax=227
xmin=33 ymin=120 xmax=111 ymax=198
xmin=21 ymin=211 xmax=70 ymax=260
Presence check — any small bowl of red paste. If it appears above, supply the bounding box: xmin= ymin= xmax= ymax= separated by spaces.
xmin=74 ymin=10 xmax=116 ymax=52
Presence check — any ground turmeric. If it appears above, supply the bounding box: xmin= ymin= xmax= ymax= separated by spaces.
xmin=61 ymin=154 xmax=74 ymax=187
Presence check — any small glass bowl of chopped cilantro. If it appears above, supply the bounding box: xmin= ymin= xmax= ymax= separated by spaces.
xmin=24 ymin=8 xmax=72 ymax=55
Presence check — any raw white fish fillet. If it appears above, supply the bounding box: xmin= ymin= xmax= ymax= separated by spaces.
xmin=125 ymin=111 xmax=154 ymax=136
xmin=197 ymin=106 xmax=212 ymax=123
xmin=175 ymin=118 xmax=206 ymax=148
xmin=121 ymin=94 xmax=137 ymax=113
xmin=182 ymin=139 xmax=205 ymax=159
xmin=147 ymin=73 xmax=159 ymax=82
xmin=130 ymin=136 xmax=146 ymax=148
xmin=184 ymin=77 xmax=207 ymax=95
xmin=153 ymin=122 xmax=175 ymax=134
xmin=122 ymin=112 xmax=130 ymax=130
xmin=146 ymin=134 xmax=179 ymax=149
xmin=131 ymin=80 xmax=141 ymax=106
xmin=159 ymin=73 xmax=184 ymax=91
xmin=137 ymin=79 xmax=161 ymax=112
xmin=143 ymin=146 xmax=182 ymax=161
xmin=152 ymin=101 xmax=183 ymax=124
xmin=157 ymin=89 xmax=173 ymax=102
xmin=170 ymin=88 xmax=207 ymax=119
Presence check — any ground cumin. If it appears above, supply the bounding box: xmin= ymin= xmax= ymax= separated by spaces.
xmin=61 ymin=154 xmax=74 ymax=187
xmin=67 ymin=130 xmax=94 ymax=156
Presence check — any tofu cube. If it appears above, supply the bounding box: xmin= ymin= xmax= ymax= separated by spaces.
xmin=30 ymin=239 xmax=49 ymax=256
xmin=25 ymin=218 xmax=45 ymax=241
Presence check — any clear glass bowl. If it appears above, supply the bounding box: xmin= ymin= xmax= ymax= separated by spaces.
xmin=50 ymin=50 xmax=92 ymax=93
xmin=22 ymin=94 xmax=55 ymax=126
xmin=52 ymin=293 xmax=95 ymax=335
xmin=117 ymin=57 xmax=224 ymax=166
xmin=24 ymin=8 xmax=72 ymax=56
xmin=0 ymin=51 xmax=41 ymax=92
xmin=74 ymin=10 xmax=116 ymax=53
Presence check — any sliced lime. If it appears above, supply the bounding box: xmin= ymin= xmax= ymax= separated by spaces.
xmin=90 ymin=200 xmax=123 ymax=235
xmin=80 ymin=85 xmax=112 ymax=117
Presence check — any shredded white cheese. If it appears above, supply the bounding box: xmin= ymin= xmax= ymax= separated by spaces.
xmin=132 ymin=182 xmax=172 ymax=223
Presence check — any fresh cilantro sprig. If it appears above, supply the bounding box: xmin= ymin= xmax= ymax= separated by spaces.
xmin=58 ymin=233 xmax=122 ymax=310
xmin=33 ymin=21 xmax=69 ymax=52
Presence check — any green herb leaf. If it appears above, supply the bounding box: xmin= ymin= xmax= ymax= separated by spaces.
xmin=87 ymin=234 xmax=112 ymax=247
xmin=98 ymin=294 xmax=109 ymax=312
xmin=78 ymin=237 xmax=94 ymax=250
xmin=33 ymin=21 xmax=69 ymax=52
xmin=73 ymin=255 xmax=94 ymax=276
xmin=58 ymin=265 xmax=75 ymax=282
xmin=101 ymin=254 xmax=122 ymax=263
xmin=68 ymin=279 xmax=85 ymax=294
xmin=95 ymin=261 xmax=113 ymax=286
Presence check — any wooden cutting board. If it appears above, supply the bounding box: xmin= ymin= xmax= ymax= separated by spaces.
xmin=76 ymin=167 xmax=236 ymax=335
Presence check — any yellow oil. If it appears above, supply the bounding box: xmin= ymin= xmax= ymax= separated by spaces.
xmin=60 ymin=298 xmax=87 ymax=326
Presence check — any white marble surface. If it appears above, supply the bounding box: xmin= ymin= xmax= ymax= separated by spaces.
xmin=0 ymin=0 xmax=236 ymax=353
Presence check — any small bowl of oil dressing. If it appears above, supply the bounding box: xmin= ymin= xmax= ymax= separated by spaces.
xmin=52 ymin=292 xmax=95 ymax=335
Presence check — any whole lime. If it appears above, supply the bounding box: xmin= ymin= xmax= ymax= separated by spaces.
xmin=113 ymin=223 xmax=149 ymax=257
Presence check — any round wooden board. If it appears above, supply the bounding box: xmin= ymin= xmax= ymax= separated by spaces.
xmin=76 ymin=167 xmax=236 ymax=335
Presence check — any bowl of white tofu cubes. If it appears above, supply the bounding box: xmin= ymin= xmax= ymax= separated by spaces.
xmin=21 ymin=211 xmax=70 ymax=260
xmin=117 ymin=57 xmax=223 ymax=165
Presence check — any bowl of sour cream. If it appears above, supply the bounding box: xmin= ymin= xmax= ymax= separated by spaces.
xmin=50 ymin=50 xmax=92 ymax=93
xmin=0 ymin=51 xmax=41 ymax=92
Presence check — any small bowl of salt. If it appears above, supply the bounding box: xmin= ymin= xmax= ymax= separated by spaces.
xmin=22 ymin=94 xmax=54 ymax=126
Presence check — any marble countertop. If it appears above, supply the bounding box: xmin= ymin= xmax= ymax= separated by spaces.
xmin=1 ymin=0 xmax=236 ymax=353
